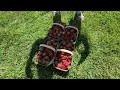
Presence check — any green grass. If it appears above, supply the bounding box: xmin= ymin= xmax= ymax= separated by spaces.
xmin=0 ymin=11 xmax=120 ymax=79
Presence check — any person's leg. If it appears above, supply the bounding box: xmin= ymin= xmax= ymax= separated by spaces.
xmin=53 ymin=11 xmax=61 ymax=23
xmin=69 ymin=11 xmax=83 ymax=30
xmin=76 ymin=11 xmax=84 ymax=21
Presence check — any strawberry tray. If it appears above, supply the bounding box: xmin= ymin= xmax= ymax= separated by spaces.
xmin=37 ymin=44 xmax=56 ymax=67
xmin=37 ymin=22 xmax=79 ymax=71
xmin=53 ymin=49 xmax=73 ymax=72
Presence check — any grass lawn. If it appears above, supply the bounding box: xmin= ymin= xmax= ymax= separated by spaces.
xmin=0 ymin=11 xmax=120 ymax=79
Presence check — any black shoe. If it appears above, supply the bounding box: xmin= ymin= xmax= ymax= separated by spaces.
xmin=53 ymin=11 xmax=61 ymax=23
xmin=76 ymin=11 xmax=84 ymax=21
xmin=53 ymin=11 xmax=61 ymax=15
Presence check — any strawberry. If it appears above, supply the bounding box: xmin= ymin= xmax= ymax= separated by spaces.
xmin=52 ymin=29 xmax=56 ymax=33
xmin=67 ymin=31 xmax=70 ymax=35
xmin=61 ymin=56 xmax=66 ymax=60
xmin=67 ymin=61 xmax=71 ymax=65
xmin=53 ymin=33 xmax=56 ymax=36
xmin=57 ymin=62 xmax=62 ymax=68
xmin=50 ymin=45 xmax=53 ymax=47
xmin=39 ymin=59 xmax=44 ymax=64
xmin=62 ymin=60 xmax=66 ymax=63
xmin=38 ymin=51 xmax=42 ymax=56
xmin=70 ymin=29 xmax=75 ymax=33
xmin=54 ymin=26 xmax=59 ymax=31
xmin=46 ymin=48 xmax=51 ymax=52
xmin=38 ymin=55 xmax=42 ymax=59
xmin=44 ymin=56 xmax=49 ymax=60
xmin=62 ymin=32 xmax=65 ymax=35
xmin=60 ymin=53 xmax=64 ymax=57
xmin=61 ymin=64 xmax=66 ymax=70
xmin=66 ymin=43 xmax=72 ymax=48
xmin=71 ymin=46 xmax=74 ymax=51
xmin=64 ymin=55 xmax=67 ymax=59
xmin=56 ymin=36 xmax=59 ymax=39
xmin=49 ymin=53 xmax=53 ymax=58
xmin=60 ymin=46 xmax=63 ymax=49
xmin=67 ymin=59 xmax=71 ymax=63
xmin=61 ymin=52 xmax=65 ymax=55
xmin=61 ymin=36 xmax=65 ymax=39
xmin=58 ymin=52 xmax=62 ymax=54
xmin=63 ymin=61 xmax=70 ymax=67
xmin=67 ymin=56 xmax=72 ymax=59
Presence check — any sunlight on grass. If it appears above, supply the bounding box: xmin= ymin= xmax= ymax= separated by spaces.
xmin=0 ymin=11 xmax=120 ymax=79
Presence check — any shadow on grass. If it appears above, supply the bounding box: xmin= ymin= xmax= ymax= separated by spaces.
xmin=69 ymin=12 xmax=90 ymax=65
xmin=25 ymin=12 xmax=90 ymax=79
xmin=25 ymin=37 xmax=47 ymax=79
xmin=25 ymin=37 xmax=69 ymax=79
xmin=25 ymin=13 xmax=68 ymax=79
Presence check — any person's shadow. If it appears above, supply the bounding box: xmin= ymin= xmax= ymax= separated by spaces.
xmin=25 ymin=12 xmax=90 ymax=79
xmin=25 ymin=13 xmax=68 ymax=79
xmin=69 ymin=12 xmax=90 ymax=65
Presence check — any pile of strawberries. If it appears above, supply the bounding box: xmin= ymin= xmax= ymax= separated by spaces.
xmin=37 ymin=23 xmax=78 ymax=71
xmin=59 ymin=42 xmax=75 ymax=51
xmin=46 ymin=37 xmax=59 ymax=49
xmin=37 ymin=46 xmax=54 ymax=66
xmin=48 ymin=24 xmax=65 ymax=39
xmin=54 ymin=51 xmax=72 ymax=71
xmin=61 ymin=27 xmax=78 ymax=43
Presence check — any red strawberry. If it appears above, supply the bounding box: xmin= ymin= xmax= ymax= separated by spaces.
xmin=57 ymin=62 xmax=62 ymax=68
xmin=54 ymin=27 xmax=59 ymax=31
xmin=61 ymin=52 xmax=65 ymax=55
xmin=61 ymin=64 xmax=66 ymax=70
xmin=67 ymin=59 xmax=71 ymax=63
xmin=62 ymin=60 xmax=66 ymax=63
xmin=46 ymin=48 xmax=51 ymax=52
xmin=62 ymin=32 xmax=65 ymax=35
xmin=67 ymin=31 xmax=70 ymax=35
xmin=49 ymin=53 xmax=53 ymax=58
xmin=38 ymin=51 xmax=42 ymax=56
xmin=70 ymin=29 xmax=74 ymax=33
xmin=55 ymin=57 xmax=58 ymax=60
xmin=67 ymin=61 xmax=71 ymax=65
xmin=63 ymin=61 xmax=70 ymax=67
xmin=60 ymin=46 xmax=63 ymax=49
xmin=61 ymin=56 xmax=66 ymax=60
xmin=50 ymin=45 xmax=53 ymax=47
xmin=67 ymin=56 xmax=72 ymax=59
xmin=44 ymin=56 xmax=49 ymax=60
xmin=56 ymin=36 xmax=59 ymax=39
xmin=61 ymin=36 xmax=65 ymax=39
xmin=39 ymin=59 xmax=44 ymax=64
xmin=53 ymin=33 xmax=56 ymax=36
xmin=38 ymin=55 xmax=42 ymax=59
xmin=60 ymin=54 xmax=64 ymax=57
xmin=52 ymin=29 xmax=56 ymax=33
xmin=66 ymin=43 xmax=72 ymax=48
xmin=71 ymin=46 xmax=74 ymax=51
